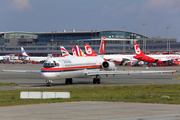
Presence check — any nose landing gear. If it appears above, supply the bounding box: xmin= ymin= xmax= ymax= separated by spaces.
xmin=46 ymin=80 xmax=53 ymax=86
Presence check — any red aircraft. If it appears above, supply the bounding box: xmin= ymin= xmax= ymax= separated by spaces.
xmin=133 ymin=43 xmax=179 ymax=66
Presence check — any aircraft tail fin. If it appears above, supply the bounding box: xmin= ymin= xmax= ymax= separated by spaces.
xmin=84 ymin=44 xmax=97 ymax=56
xmin=134 ymin=43 xmax=144 ymax=56
xmin=72 ymin=47 xmax=77 ymax=56
xmin=60 ymin=46 xmax=71 ymax=57
xmin=98 ymin=36 xmax=106 ymax=54
xmin=74 ymin=45 xmax=86 ymax=57
xmin=80 ymin=49 xmax=86 ymax=56
xmin=21 ymin=47 xmax=29 ymax=57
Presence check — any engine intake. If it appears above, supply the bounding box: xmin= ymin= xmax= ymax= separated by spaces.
xmin=102 ymin=61 xmax=115 ymax=70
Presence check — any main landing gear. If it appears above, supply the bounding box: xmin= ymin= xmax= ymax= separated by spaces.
xmin=46 ymin=80 xmax=53 ymax=86
xmin=93 ymin=75 xmax=100 ymax=84
xmin=65 ymin=78 xmax=73 ymax=84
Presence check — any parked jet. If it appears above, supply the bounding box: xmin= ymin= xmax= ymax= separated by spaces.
xmin=2 ymin=55 xmax=177 ymax=86
xmin=133 ymin=43 xmax=179 ymax=66
xmin=97 ymin=36 xmax=137 ymax=65
xmin=21 ymin=47 xmax=49 ymax=62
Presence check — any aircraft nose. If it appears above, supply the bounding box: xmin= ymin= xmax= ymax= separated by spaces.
xmin=41 ymin=72 xmax=57 ymax=80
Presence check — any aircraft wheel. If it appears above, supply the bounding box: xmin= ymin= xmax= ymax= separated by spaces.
xmin=46 ymin=80 xmax=52 ymax=86
xmin=97 ymin=78 xmax=100 ymax=84
xmin=65 ymin=79 xmax=69 ymax=84
xmin=69 ymin=78 xmax=73 ymax=84
xmin=46 ymin=82 xmax=51 ymax=86
xmin=93 ymin=78 xmax=97 ymax=84
xmin=65 ymin=78 xmax=73 ymax=84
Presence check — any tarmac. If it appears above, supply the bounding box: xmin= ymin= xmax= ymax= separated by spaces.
xmin=0 ymin=64 xmax=180 ymax=120
xmin=0 ymin=101 xmax=180 ymax=120
xmin=0 ymin=64 xmax=180 ymax=89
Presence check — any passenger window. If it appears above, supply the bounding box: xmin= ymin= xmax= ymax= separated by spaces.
xmin=56 ymin=63 xmax=59 ymax=66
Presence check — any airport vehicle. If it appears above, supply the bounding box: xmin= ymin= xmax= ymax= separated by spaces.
xmin=0 ymin=56 xmax=7 ymax=61
xmin=2 ymin=55 xmax=177 ymax=86
xmin=60 ymin=46 xmax=72 ymax=57
xmin=134 ymin=43 xmax=179 ymax=66
xmin=21 ymin=47 xmax=49 ymax=63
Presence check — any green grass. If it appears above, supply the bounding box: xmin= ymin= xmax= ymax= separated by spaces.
xmin=0 ymin=82 xmax=19 ymax=86
xmin=0 ymin=84 xmax=180 ymax=106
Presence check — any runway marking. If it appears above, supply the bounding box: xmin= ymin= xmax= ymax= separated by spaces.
xmin=173 ymin=74 xmax=180 ymax=80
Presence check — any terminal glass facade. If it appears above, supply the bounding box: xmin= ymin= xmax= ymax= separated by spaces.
xmin=100 ymin=31 xmax=144 ymax=39
xmin=4 ymin=32 xmax=37 ymax=39
xmin=37 ymin=32 xmax=100 ymax=43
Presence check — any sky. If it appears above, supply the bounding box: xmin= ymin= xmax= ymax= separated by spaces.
xmin=0 ymin=0 xmax=180 ymax=41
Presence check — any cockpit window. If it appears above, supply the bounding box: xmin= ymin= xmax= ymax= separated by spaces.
xmin=43 ymin=62 xmax=56 ymax=68
xmin=56 ymin=63 xmax=59 ymax=66
xmin=53 ymin=61 xmax=57 ymax=66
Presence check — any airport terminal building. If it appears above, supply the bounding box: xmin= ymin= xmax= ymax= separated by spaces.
xmin=0 ymin=30 xmax=178 ymax=56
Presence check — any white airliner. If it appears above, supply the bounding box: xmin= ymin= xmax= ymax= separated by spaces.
xmin=97 ymin=36 xmax=180 ymax=66
xmin=83 ymin=37 xmax=136 ymax=65
xmin=21 ymin=47 xmax=49 ymax=62
xmin=2 ymin=55 xmax=177 ymax=86
xmin=134 ymin=43 xmax=180 ymax=66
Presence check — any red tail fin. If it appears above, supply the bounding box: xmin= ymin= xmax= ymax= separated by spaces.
xmin=98 ymin=36 xmax=106 ymax=54
xmin=84 ymin=44 xmax=97 ymax=56
xmin=134 ymin=43 xmax=144 ymax=56
xmin=72 ymin=47 xmax=77 ymax=56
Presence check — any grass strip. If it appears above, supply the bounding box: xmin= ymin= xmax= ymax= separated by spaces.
xmin=0 ymin=82 xmax=18 ymax=86
xmin=0 ymin=84 xmax=180 ymax=106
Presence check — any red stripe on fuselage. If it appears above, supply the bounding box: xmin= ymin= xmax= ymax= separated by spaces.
xmin=41 ymin=65 xmax=101 ymax=72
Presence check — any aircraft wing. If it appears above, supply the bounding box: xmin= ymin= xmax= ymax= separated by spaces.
xmin=1 ymin=70 xmax=41 ymax=74
xmin=87 ymin=70 xmax=177 ymax=75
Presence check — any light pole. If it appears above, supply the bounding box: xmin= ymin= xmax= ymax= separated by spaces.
xmin=51 ymin=39 xmax=54 ymax=56
xmin=143 ymin=23 xmax=146 ymax=54
xmin=167 ymin=26 xmax=170 ymax=54
xmin=158 ymin=30 xmax=160 ymax=38
xmin=51 ymin=31 xmax=54 ymax=56
xmin=3 ymin=45 xmax=6 ymax=51
xmin=123 ymin=26 xmax=126 ymax=53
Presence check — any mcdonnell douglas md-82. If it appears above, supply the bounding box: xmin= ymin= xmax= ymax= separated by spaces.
xmin=2 ymin=55 xmax=177 ymax=86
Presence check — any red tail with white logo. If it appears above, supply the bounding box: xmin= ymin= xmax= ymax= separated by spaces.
xmin=134 ymin=43 xmax=144 ymax=57
xmin=133 ymin=43 xmax=163 ymax=64
xmin=98 ymin=36 xmax=106 ymax=54
xmin=72 ymin=47 xmax=77 ymax=56
xmin=84 ymin=44 xmax=97 ymax=56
